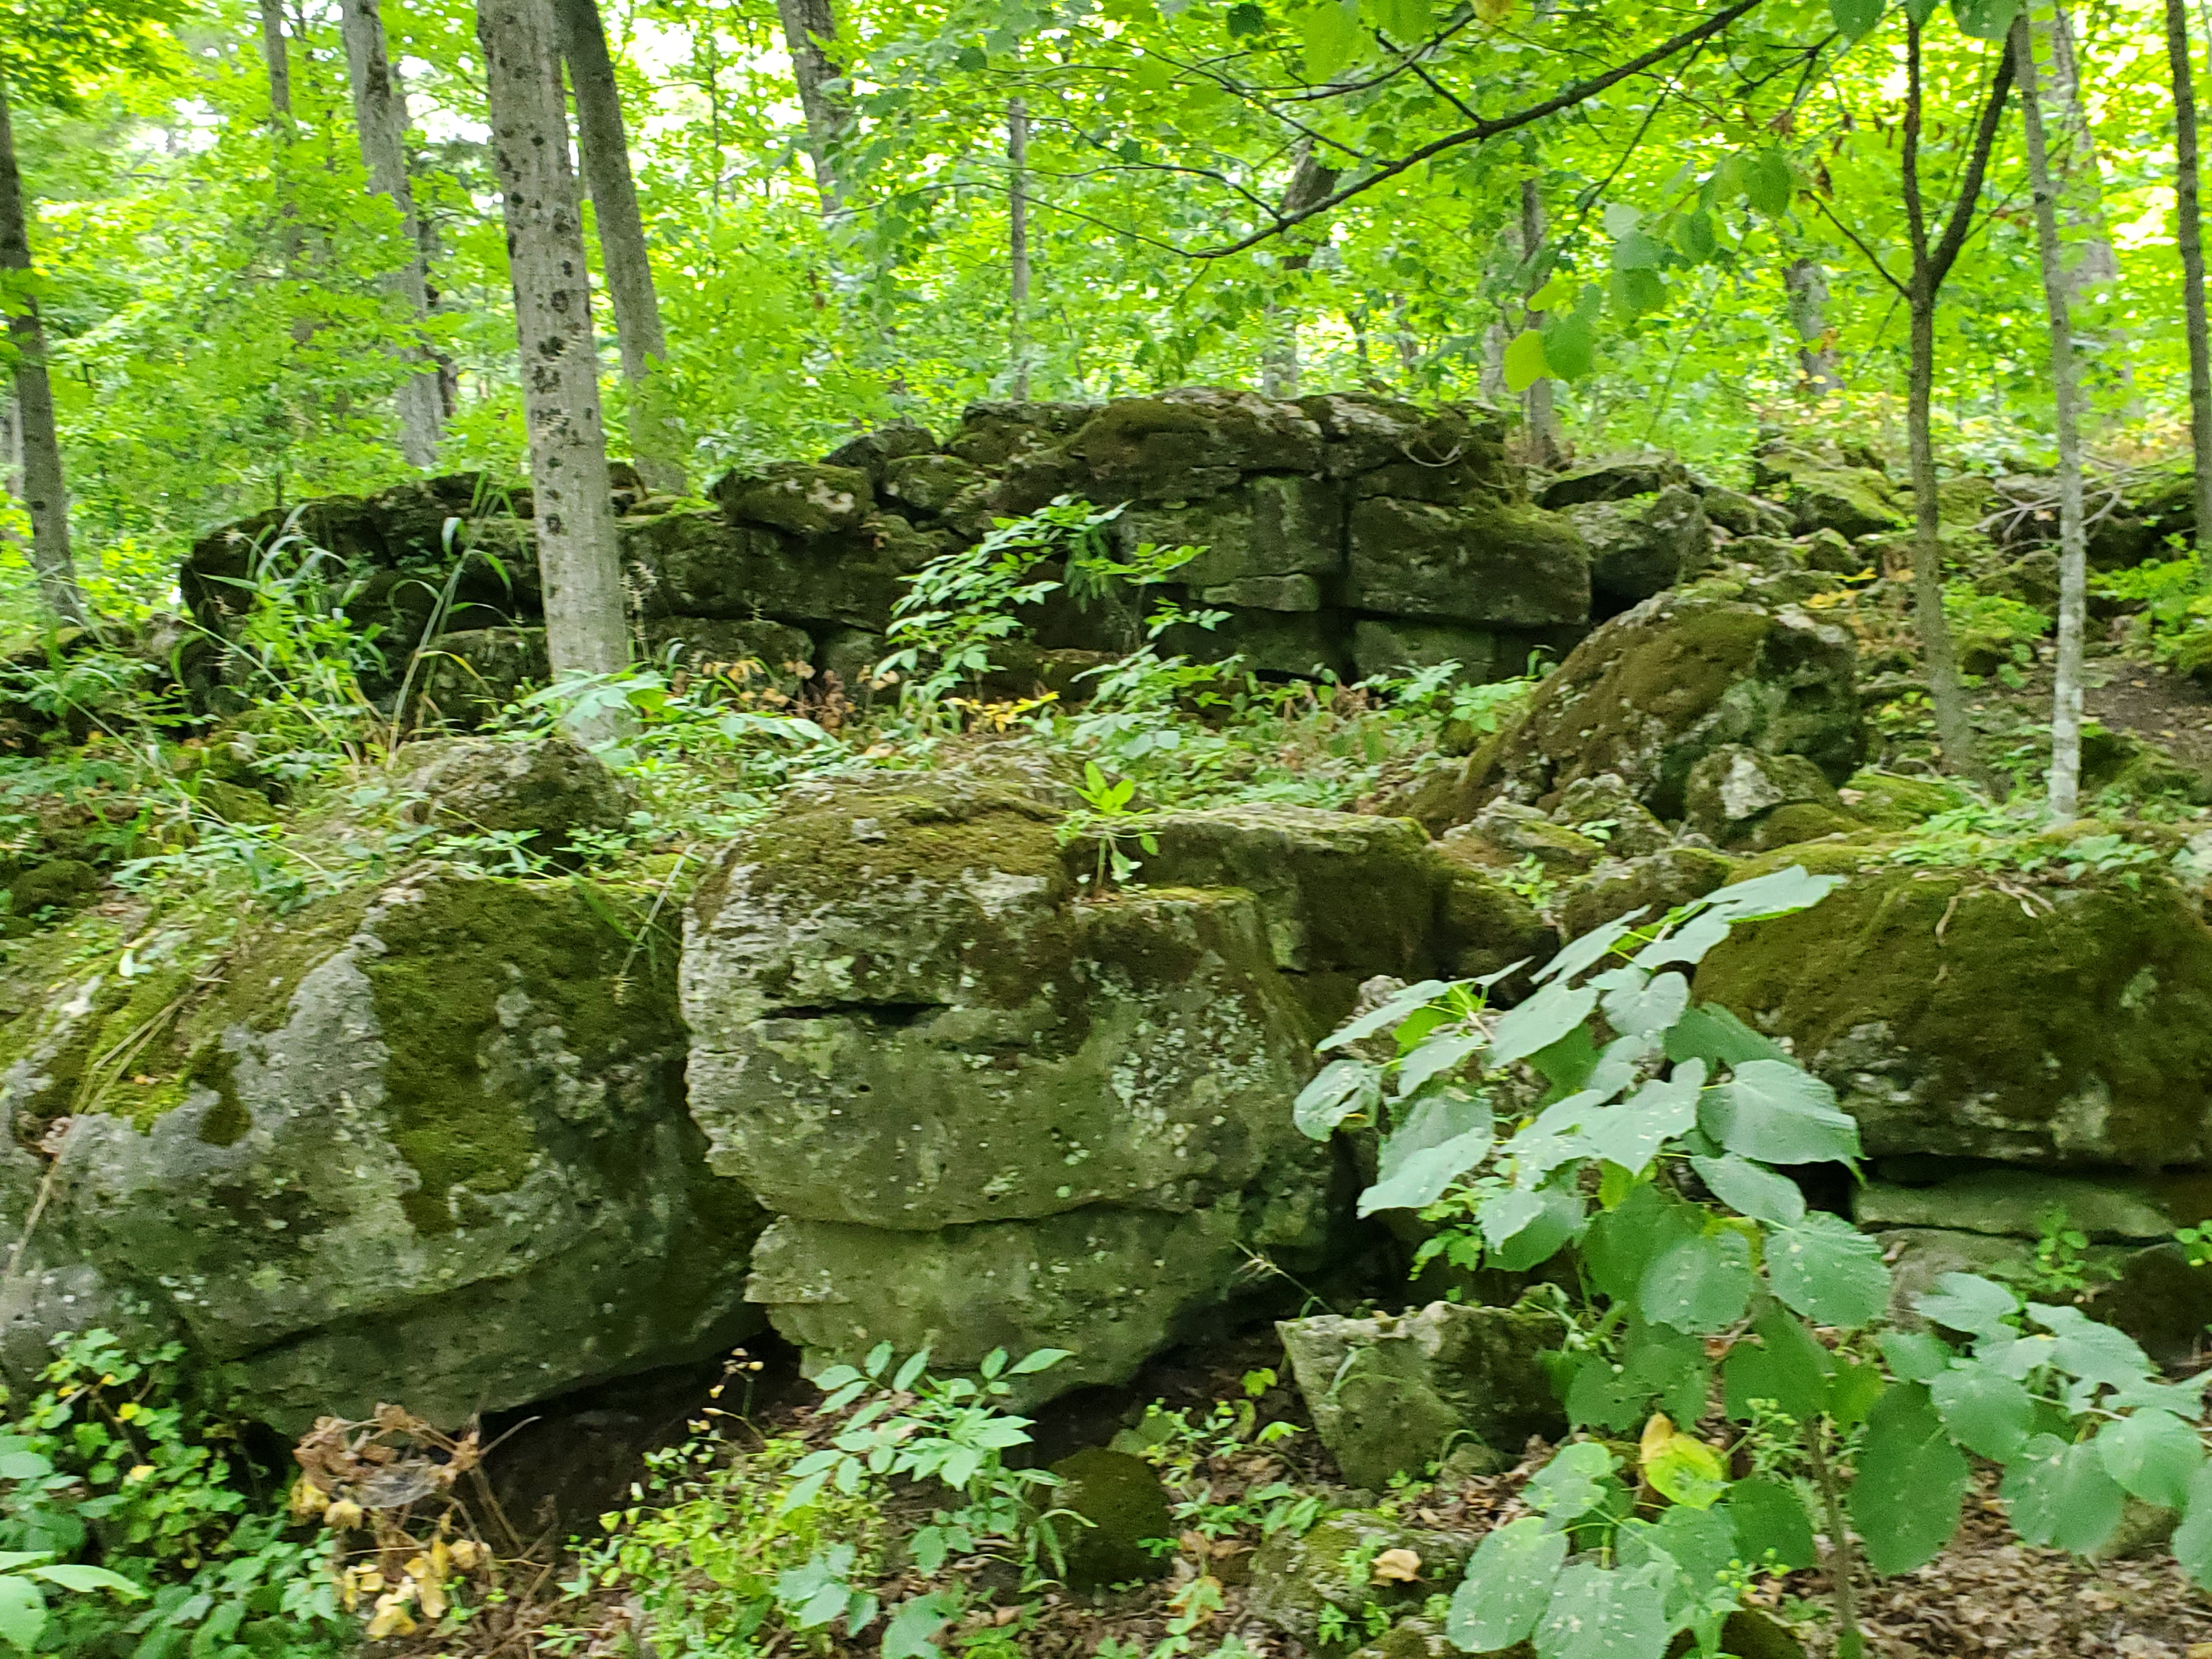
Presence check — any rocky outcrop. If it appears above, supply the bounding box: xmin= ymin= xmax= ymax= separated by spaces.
xmin=0 ymin=874 xmax=761 ymax=1432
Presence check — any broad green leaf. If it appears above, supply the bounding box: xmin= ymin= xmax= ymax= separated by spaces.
xmin=1731 ymin=1476 xmax=1819 ymax=1572
xmin=1689 ymin=1153 xmax=1804 ymax=1224
xmin=1525 ymin=1442 xmax=1617 ymax=1522
xmin=1743 ymin=150 xmax=1795 ymax=216
xmin=1826 ymin=1356 xmax=1886 ymax=1430
xmin=2027 ymin=1304 xmax=2155 ymax=1389
xmin=1447 ymin=1517 xmax=1567 ymax=1651
xmin=2002 ymin=1432 xmax=2126 ymax=1555
xmin=1397 ymin=1031 xmax=1484 ymax=1098
xmin=883 ymin=1588 xmax=962 ymax=1659
xmin=1722 ymin=1307 xmax=1830 ymax=1421
xmin=2172 ymin=1462 xmax=2212 ymax=1589
xmin=1699 ymin=1061 xmax=1860 ymax=1165
xmin=1639 ymin=1228 xmax=1753 ymax=1334
xmin=1629 ymin=911 xmax=1729 ymax=972
xmin=1294 ymin=1058 xmax=1380 ymax=1138
xmin=1915 ymin=1273 xmax=2019 ymax=1341
xmin=1358 ymin=1090 xmax=1494 ymax=1216
xmin=1904 ymin=0 xmax=1940 ymax=19
xmin=1644 ymin=1502 xmax=1739 ymax=1593
xmin=1009 ymin=1347 xmax=1071 ymax=1374
xmin=1609 ymin=267 xmax=1667 ymax=318
xmin=1300 ymin=0 xmax=1366 ymax=79
xmin=1490 ymin=980 xmax=1599 ymax=1069
xmin=1928 ymin=1362 xmax=2035 ymax=1462
xmin=1766 ymin=1212 xmax=1891 ymax=1328
xmin=1536 ymin=912 xmax=1649 ymax=986
xmin=1674 ymin=210 xmax=1719 ymax=262
xmin=1626 ymin=1320 xmax=1712 ymax=1427
xmin=1581 ymin=1064 xmax=1703 ymax=1173
xmin=1664 ymin=1003 xmax=1790 ymax=1069
xmin=1609 ymin=231 xmax=1666 ymax=272
xmin=0 ymin=1455 xmax=50 ymax=1485
xmin=2097 ymin=1409 xmax=2203 ymax=1509
xmin=1831 ymin=0 xmax=1883 ymax=37
xmin=1699 ymin=866 xmax=1842 ymax=924
xmin=1539 ymin=312 xmax=1595 ymax=382
xmin=1849 ymin=1384 xmax=1968 ymax=1576
xmin=1950 ymin=0 xmax=2019 ymax=38
xmin=1880 ymin=1330 xmax=1954 ymax=1383
xmin=1640 ymin=1416 xmax=1726 ymax=1510
xmin=1583 ymin=1180 xmax=1695 ymax=1301
xmin=1532 ymin=1560 xmax=1671 ymax=1659
xmin=21 ymin=1564 xmax=139 ymax=1596
xmin=1369 ymin=0 xmax=1432 ymax=39
xmin=1319 ymin=980 xmax=1450 ymax=1052
xmin=1503 ymin=329 xmax=1551 ymax=394
xmin=1491 ymin=1182 xmax=1587 ymax=1271
xmin=1530 ymin=1023 xmax=1601 ymax=1094
xmin=1600 ymin=969 xmax=1689 ymax=1038
xmin=0 ymin=1578 xmax=41 ymax=1655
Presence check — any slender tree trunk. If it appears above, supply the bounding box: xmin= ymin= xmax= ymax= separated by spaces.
xmin=1008 ymin=97 xmax=1030 ymax=400
xmin=554 ymin=0 xmax=682 ymax=496
xmin=2017 ymin=14 xmax=2090 ymax=817
xmin=1521 ymin=178 xmax=1561 ymax=467
xmin=337 ymin=0 xmax=443 ymax=470
xmin=2169 ymin=0 xmax=2212 ymax=552
xmin=1785 ymin=257 xmax=1842 ymax=396
xmin=775 ymin=0 xmax=847 ymax=212
xmin=478 ymin=0 xmax=629 ymax=691
xmin=0 ymin=74 xmax=88 ymax=628
xmin=1259 ymin=145 xmax=1338 ymax=399
xmin=258 ymin=0 xmax=294 ymax=121
xmin=2045 ymin=1 xmax=2119 ymax=289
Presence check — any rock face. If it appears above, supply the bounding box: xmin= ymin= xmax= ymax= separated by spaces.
xmin=1697 ymin=862 xmax=2212 ymax=1167
xmin=1392 ymin=588 xmax=1862 ymax=828
xmin=1278 ymin=1301 xmax=1567 ymax=1488
xmin=0 ymin=876 xmax=762 ymax=1432
xmin=400 ymin=733 xmax=635 ymax=853
xmin=182 ymin=392 xmax=1601 ymax=719
xmin=681 ymin=766 xmax=1344 ymax=1395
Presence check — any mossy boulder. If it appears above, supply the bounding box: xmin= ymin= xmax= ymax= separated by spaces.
xmin=1246 ymin=1509 xmax=1480 ymax=1642
xmin=1682 ymin=746 xmax=1844 ymax=849
xmin=1302 ymin=396 xmax=1514 ymax=494
xmin=1348 ymin=619 xmax=1506 ymax=684
xmin=1854 ymin=1166 xmax=2212 ymax=1241
xmin=642 ymin=617 xmax=815 ymax=685
xmin=684 ymin=769 xmax=1340 ymax=1397
xmin=1566 ymin=486 xmax=1711 ymax=608
xmin=1395 ymin=591 xmax=1861 ymax=828
xmin=1278 ymin=1301 xmax=1567 ymax=1489
xmin=1697 ymin=861 xmax=2212 ymax=1166
xmin=1047 ymin=1447 xmax=1173 ymax=1587
xmin=1344 ymin=496 xmax=1590 ymax=627
xmin=1559 ymin=845 xmax=1736 ymax=939
xmin=1537 ymin=453 xmax=1693 ymax=510
xmin=1119 ymin=474 xmax=1341 ymax=588
xmin=400 ymin=733 xmax=635 ymax=855
xmin=0 ymin=874 xmax=764 ymax=1431
xmin=2 ymin=859 xmax=100 ymax=927
xmin=1043 ymin=390 xmax=1324 ymax=505
xmin=412 ymin=627 xmax=548 ymax=725
xmin=712 ymin=462 xmax=873 ymax=535
xmin=621 ymin=509 xmax=934 ymax=633
xmin=1550 ymin=773 xmax=1672 ymax=859
xmin=1836 ymin=768 xmax=1970 ymax=831
xmin=820 ymin=419 xmax=938 ymax=483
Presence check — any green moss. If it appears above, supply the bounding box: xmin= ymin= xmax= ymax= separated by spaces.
xmin=1048 ymin=1448 xmax=1173 ymax=1588
xmin=1743 ymin=801 xmax=1861 ymax=850
xmin=1841 ymin=769 xmax=1969 ymax=831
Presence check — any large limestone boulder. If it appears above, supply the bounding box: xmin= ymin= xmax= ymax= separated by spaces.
xmin=1566 ymin=485 xmax=1710 ymax=609
xmin=0 ymin=875 xmax=762 ymax=1432
xmin=1697 ymin=860 xmax=2212 ymax=1167
xmin=681 ymin=767 xmax=1344 ymax=1396
xmin=1118 ymin=474 xmax=1340 ymax=589
xmin=1344 ymin=496 xmax=1590 ymax=626
xmin=1390 ymin=589 xmax=1861 ymax=829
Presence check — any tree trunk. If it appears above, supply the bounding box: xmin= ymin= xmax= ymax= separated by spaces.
xmin=2045 ymin=1 xmax=2119 ymax=290
xmin=1785 ymin=257 xmax=1842 ymax=396
xmin=2016 ymin=14 xmax=2090 ymax=818
xmin=478 ymin=0 xmax=629 ymax=692
xmin=0 ymin=74 xmax=88 ymax=628
xmin=258 ymin=0 xmax=294 ymax=122
xmin=337 ymin=0 xmax=443 ymax=471
xmin=1259 ymin=145 xmax=1338 ymax=399
xmin=2169 ymin=0 xmax=2212 ymax=553
xmin=1521 ymin=178 xmax=1561 ymax=468
xmin=553 ymin=0 xmax=683 ymax=496
xmin=1008 ymin=97 xmax=1030 ymax=400
xmin=775 ymin=0 xmax=847 ymax=212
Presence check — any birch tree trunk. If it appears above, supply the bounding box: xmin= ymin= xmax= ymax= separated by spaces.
xmin=337 ymin=0 xmax=443 ymax=470
xmin=553 ymin=0 xmax=684 ymax=496
xmin=1784 ymin=257 xmax=1842 ymax=396
xmin=2016 ymin=14 xmax=2090 ymax=818
xmin=1259 ymin=145 xmax=1339 ymax=399
xmin=2046 ymin=1 xmax=2119 ymax=290
xmin=1008 ymin=97 xmax=1030 ymax=400
xmin=478 ymin=0 xmax=629 ymax=690
xmin=1521 ymin=178 xmax=1561 ymax=468
xmin=2168 ymin=0 xmax=2212 ymax=552
xmin=776 ymin=0 xmax=848 ymax=212
xmin=0 ymin=73 xmax=88 ymax=628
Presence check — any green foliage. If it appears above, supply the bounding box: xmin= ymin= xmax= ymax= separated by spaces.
xmin=0 ymin=1330 xmax=346 ymax=1658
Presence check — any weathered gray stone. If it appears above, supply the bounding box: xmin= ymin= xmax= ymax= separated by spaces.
xmin=820 ymin=420 xmax=937 ymax=483
xmin=713 ymin=462 xmax=874 ymax=535
xmin=1568 ymin=486 xmax=1711 ymax=607
xmin=879 ymin=452 xmax=989 ymax=517
xmin=1049 ymin=1448 xmax=1173 ymax=1588
xmin=1855 ymin=1169 xmax=2204 ymax=1242
xmin=1248 ymin=1509 xmax=1481 ymax=1641
xmin=1441 ymin=802 xmax=1605 ymax=873
xmin=1701 ymin=487 xmax=1794 ymax=539
xmin=1682 ymin=745 xmax=1848 ymax=849
xmin=411 ymin=627 xmax=548 ymax=725
xmin=1278 ymin=1301 xmax=1568 ymax=1489
xmin=1537 ymin=453 xmax=1693 ymax=509
xmin=1344 ymin=496 xmax=1590 ymax=627
xmin=1198 ymin=574 xmax=1323 ymax=612
xmin=1119 ymin=474 xmax=1342 ymax=588
xmin=1549 ymin=773 xmax=1672 ymax=859
xmin=1158 ymin=606 xmax=1350 ymax=679
xmin=642 ymin=617 xmax=816 ymax=686
xmin=400 ymin=733 xmax=635 ymax=851
xmin=0 ymin=877 xmax=762 ymax=1432
xmin=1349 ymin=619 xmax=1503 ymax=684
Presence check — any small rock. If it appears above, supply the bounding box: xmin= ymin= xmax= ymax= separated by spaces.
xmin=1550 ymin=774 xmax=1672 ymax=859
xmin=401 ymin=733 xmax=635 ymax=853
xmin=1047 ymin=1447 xmax=1172 ymax=1589
xmin=1559 ymin=846 xmax=1736 ymax=939
xmin=1246 ymin=1509 xmax=1479 ymax=1642
xmin=1443 ymin=803 xmax=1605 ymax=873
xmin=1681 ymin=746 xmax=1843 ymax=849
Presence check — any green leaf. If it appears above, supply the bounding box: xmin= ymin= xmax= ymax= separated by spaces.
xmin=1581 ymin=1064 xmax=1703 ymax=1173
xmin=2027 ymin=1304 xmax=2155 ymax=1389
xmin=1447 ymin=1517 xmax=1567 ymax=1651
xmin=1537 ymin=913 xmax=1650 ymax=987
xmin=1950 ymin=0 xmax=2019 ymax=38
xmin=1664 ymin=1004 xmax=1790 ymax=1069
xmin=1539 ymin=312 xmax=1595 ymax=382
xmin=1914 ymin=1273 xmax=2019 ymax=1341
xmin=1699 ymin=1061 xmax=1860 ymax=1165
xmin=1009 ymin=1347 xmax=1071 ymax=1375
xmin=2002 ymin=1432 xmax=2126 ymax=1555
xmin=1731 ymin=1477 xmax=1819 ymax=1572
xmin=1583 ymin=1181 xmax=1697 ymax=1302
xmin=1524 ymin=1442 xmax=1618 ymax=1522
xmin=1831 ymin=0 xmax=1883 ymax=37
xmin=1532 ymin=1560 xmax=1671 ymax=1659
xmin=1904 ymin=0 xmax=1940 ymax=19
xmin=1599 ymin=969 xmax=1690 ymax=1039
xmin=2097 ymin=1409 xmax=2203 ymax=1509
xmin=1641 ymin=1422 xmax=1726 ymax=1510
xmin=1674 ymin=210 xmax=1719 ymax=263
xmin=2171 ymin=1463 xmax=2212 ymax=1589
xmin=1490 ymin=979 xmax=1599 ymax=1069
xmin=1609 ymin=231 xmax=1666 ymax=272
xmin=1503 ymin=329 xmax=1551 ymax=394
xmin=1849 ymin=1384 xmax=1968 ymax=1576
xmin=1299 ymin=0 xmax=1365 ymax=78
xmin=1722 ymin=1307 xmax=1830 ymax=1421
xmin=1320 ymin=980 xmax=1450 ymax=1052
xmin=1879 ymin=1330 xmax=1954 ymax=1384
xmin=21 ymin=1564 xmax=139 ymax=1597
xmin=1742 ymin=150 xmax=1795 ymax=216
xmin=1699 ymin=866 xmax=1843 ymax=924
xmin=1928 ymin=1362 xmax=2036 ymax=1462
xmin=0 ymin=1578 xmax=43 ymax=1655
xmin=883 ymin=1589 xmax=963 ymax=1659
xmin=1491 ymin=1183 xmax=1587 ymax=1271
xmin=1294 ymin=1058 xmax=1381 ymax=1138
xmin=1639 ymin=1228 xmax=1753 ymax=1334
xmin=1689 ymin=1153 xmax=1804 ymax=1225
xmin=1609 ymin=267 xmax=1667 ymax=318
xmin=1766 ymin=1212 xmax=1891 ymax=1328
xmin=1630 ymin=911 xmax=1730 ymax=972
xmin=1358 ymin=1090 xmax=1494 ymax=1216
xmin=1397 ymin=1031 xmax=1484 ymax=1098
xmin=0 ymin=1455 xmax=48 ymax=1485
xmin=1368 ymin=0 xmax=1431 ymax=39
xmin=1825 ymin=1356 xmax=1886 ymax=1431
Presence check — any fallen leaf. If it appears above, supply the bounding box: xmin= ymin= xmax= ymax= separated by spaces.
xmin=1372 ymin=1548 xmax=1422 ymax=1583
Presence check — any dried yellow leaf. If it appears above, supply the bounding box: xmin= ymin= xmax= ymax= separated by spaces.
xmin=1370 ymin=1548 xmax=1423 ymax=1584
xmin=364 ymin=1594 xmax=417 ymax=1641
xmin=323 ymin=1499 xmax=364 ymax=1531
